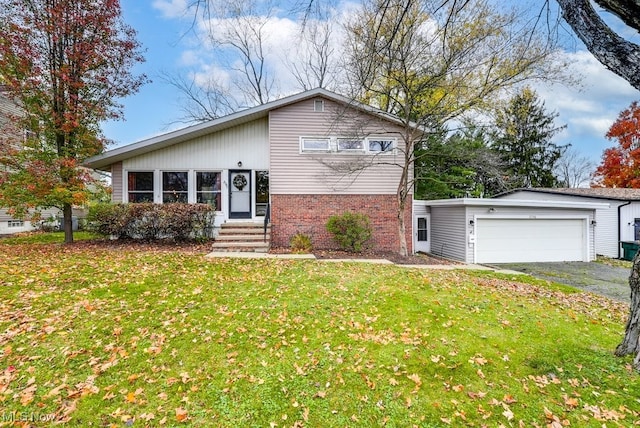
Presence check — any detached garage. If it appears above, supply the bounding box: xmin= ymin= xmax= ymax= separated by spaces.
xmin=413 ymin=198 xmax=609 ymax=264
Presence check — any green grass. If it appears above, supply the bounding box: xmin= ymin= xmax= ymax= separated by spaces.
xmin=0 ymin=239 xmax=638 ymax=426
xmin=0 ymin=230 xmax=102 ymax=245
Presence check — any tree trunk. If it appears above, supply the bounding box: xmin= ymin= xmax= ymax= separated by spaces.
xmin=63 ymin=203 xmax=73 ymax=244
xmin=615 ymin=248 xmax=640 ymax=369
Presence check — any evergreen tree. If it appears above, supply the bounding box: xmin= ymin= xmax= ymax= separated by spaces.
xmin=491 ymin=88 xmax=567 ymax=188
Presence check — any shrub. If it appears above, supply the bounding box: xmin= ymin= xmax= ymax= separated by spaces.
xmin=87 ymin=203 xmax=214 ymax=241
xmin=290 ymin=232 xmax=313 ymax=253
xmin=326 ymin=212 xmax=372 ymax=253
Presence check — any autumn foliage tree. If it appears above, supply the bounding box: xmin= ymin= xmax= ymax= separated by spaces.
xmin=593 ymin=101 xmax=640 ymax=188
xmin=0 ymin=0 xmax=146 ymax=243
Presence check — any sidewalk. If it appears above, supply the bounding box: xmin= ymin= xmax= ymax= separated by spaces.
xmin=204 ymin=251 xmax=526 ymax=274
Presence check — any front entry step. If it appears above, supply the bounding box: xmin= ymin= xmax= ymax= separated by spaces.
xmin=212 ymin=222 xmax=270 ymax=252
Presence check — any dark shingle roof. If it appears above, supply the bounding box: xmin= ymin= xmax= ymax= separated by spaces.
xmin=498 ymin=188 xmax=640 ymax=201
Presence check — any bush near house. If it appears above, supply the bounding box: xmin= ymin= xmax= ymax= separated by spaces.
xmin=87 ymin=203 xmax=214 ymax=241
xmin=290 ymin=232 xmax=313 ymax=253
xmin=326 ymin=212 xmax=372 ymax=252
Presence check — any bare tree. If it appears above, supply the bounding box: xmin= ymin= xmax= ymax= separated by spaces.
xmin=555 ymin=146 xmax=595 ymax=188
xmin=286 ymin=20 xmax=338 ymax=91
xmin=337 ymin=0 xmax=564 ymax=256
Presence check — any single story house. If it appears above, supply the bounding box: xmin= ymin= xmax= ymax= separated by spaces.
xmin=495 ymin=188 xmax=640 ymax=259
xmin=84 ymin=88 xmax=414 ymax=252
xmin=413 ymin=198 xmax=608 ymax=264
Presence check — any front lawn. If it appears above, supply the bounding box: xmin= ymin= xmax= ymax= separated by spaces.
xmin=0 ymin=239 xmax=638 ymax=426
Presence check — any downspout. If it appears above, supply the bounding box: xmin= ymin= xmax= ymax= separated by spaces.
xmin=618 ymin=200 xmax=632 ymax=259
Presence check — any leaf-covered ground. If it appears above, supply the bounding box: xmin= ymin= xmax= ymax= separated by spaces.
xmin=0 ymin=239 xmax=638 ymax=427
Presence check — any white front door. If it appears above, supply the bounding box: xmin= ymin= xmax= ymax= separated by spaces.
xmin=229 ymin=170 xmax=251 ymax=219
xmin=414 ymin=214 xmax=431 ymax=253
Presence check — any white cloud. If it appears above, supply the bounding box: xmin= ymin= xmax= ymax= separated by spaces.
xmin=152 ymin=0 xmax=189 ymax=19
xmin=534 ymin=50 xmax=639 ymax=160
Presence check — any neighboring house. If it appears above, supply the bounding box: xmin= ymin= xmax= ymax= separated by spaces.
xmin=496 ymin=188 xmax=640 ymax=259
xmin=84 ymin=88 xmax=414 ymax=252
xmin=0 ymin=87 xmax=59 ymax=234
xmin=414 ymin=198 xmax=607 ymax=264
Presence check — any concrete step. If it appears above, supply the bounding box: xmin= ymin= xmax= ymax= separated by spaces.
xmin=218 ymin=228 xmax=269 ymax=235
xmin=211 ymin=241 xmax=270 ymax=252
xmin=215 ymin=234 xmax=270 ymax=241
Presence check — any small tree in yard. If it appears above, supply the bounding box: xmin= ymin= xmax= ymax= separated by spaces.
xmin=0 ymin=0 xmax=147 ymax=243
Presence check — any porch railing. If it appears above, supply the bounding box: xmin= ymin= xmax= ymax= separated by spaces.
xmin=263 ymin=203 xmax=270 ymax=242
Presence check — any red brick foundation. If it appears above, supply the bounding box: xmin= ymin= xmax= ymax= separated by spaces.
xmin=270 ymin=194 xmax=412 ymax=253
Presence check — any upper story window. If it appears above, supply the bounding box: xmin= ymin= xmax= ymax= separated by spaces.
xmin=162 ymin=171 xmax=188 ymax=203
xmin=337 ymin=138 xmax=364 ymax=151
xmin=128 ymin=171 xmax=154 ymax=203
xmin=367 ymin=138 xmax=396 ymax=153
xmin=301 ymin=137 xmax=330 ymax=152
xmin=314 ymin=99 xmax=324 ymax=112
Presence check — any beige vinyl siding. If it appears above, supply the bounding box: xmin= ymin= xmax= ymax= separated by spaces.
xmin=111 ymin=162 xmax=123 ymax=203
xmin=430 ymin=206 xmax=467 ymax=261
xmin=123 ymin=118 xmax=269 ymax=170
xmin=269 ymin=97 xmax=407 ymax=195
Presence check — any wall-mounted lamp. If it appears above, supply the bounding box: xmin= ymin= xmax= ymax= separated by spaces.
xmin=591 ymin=220 xmax=597 ymax=226
xmin=237 ymin=161 xmax=243 ymax=168
xmin=469 ymin=220 xmax=475 ymax=226
xmin=488 ymin=207 xmax=495 ymax=213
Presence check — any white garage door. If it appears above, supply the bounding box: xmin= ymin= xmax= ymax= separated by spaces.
xmin=475 ymin=218 xmax=587 ymax=263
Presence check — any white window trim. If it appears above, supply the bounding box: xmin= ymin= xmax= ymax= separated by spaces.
xmin=8 ymin=220 xmax=24 ymax=228
xmin=195 ymin=170 xmax=223 ymax=212
xmin=125 ymin=170 xmax=156 ymax=203
xmin=300 ymin=137 xmax=331 ymax=153
xmin=125 ymin=169 xmax=226 ymax=208
xmin=161 ymin=170 xmax=190 ymax=204
xmin=301 ymin=136 xmax=398 ymax=154
xmin=336 ymin=137 xmax=365 ymax=152
xmin=314 ymin=99 xmax=324 ymax=112
xmin=366 ymin=137 xmax=397 ymax=154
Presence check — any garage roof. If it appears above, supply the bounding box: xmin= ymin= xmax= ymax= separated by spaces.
xmin=415 ymin=198 xmax=610 ymax=210
xmin=496 ymin=187 xmax=640 ymax=201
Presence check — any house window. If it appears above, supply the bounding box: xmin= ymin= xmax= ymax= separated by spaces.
xmin=255 ymin=170 xmax=269 ymax=216
xmin=301 ymin=137 xmax=330 ymax=152
xmin=417 ymin=217 xmax=428 ymax=241
xmin=314 ymin=99 xmax=324 ymax=112
xmin=162 ymin=171 xmax=188 ymax=203
xmin=367 ymin=138 xmax=395 ymax=153
xmin=634 ymin=218 xmax=640 ymax=240
xmin=128 ymin=172 xmax=154 ymax=203
xmin=337 ymin=138 xmax=364 ymax=151
xmin=196 ymin=172 xmax=221 ymax=210
xmin=8 ymin=220 xmax=24 ymax=228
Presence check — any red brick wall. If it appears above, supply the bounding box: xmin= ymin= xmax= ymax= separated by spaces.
xmin=271 ymin=194 xmax=413 ymax=253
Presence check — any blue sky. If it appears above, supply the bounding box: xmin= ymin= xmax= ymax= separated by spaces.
xmin=101 ymin=0 xmax=640 ymax=165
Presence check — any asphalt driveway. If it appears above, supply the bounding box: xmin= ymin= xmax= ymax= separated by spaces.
xmin=492 ymin=261 xmax=632 ymax=303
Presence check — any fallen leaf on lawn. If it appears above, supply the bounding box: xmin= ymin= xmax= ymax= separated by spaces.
xmin=175 ymin=407 xmax=188 ymax=422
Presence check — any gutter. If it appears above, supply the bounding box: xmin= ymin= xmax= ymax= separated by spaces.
xmin=618 ymin=200 xmax=632 ymax=258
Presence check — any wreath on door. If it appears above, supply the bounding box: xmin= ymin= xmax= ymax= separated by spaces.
xmin=233 ymin=174 xmax=247 ymax=191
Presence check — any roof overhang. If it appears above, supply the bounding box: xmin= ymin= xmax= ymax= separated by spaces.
xmin=414 ymin=198 xmax=610 ymax=210
xmin=85 ymin=88 xmax=419 ymax=171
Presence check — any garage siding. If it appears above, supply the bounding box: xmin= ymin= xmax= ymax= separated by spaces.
xmin=430 ymin=206 xmax=467 ymax=261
